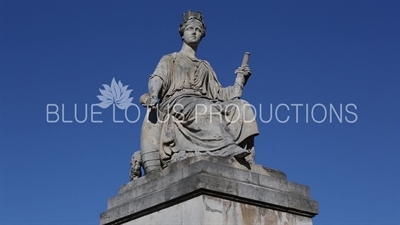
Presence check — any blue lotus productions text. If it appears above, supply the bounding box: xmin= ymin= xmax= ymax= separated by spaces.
xmin=46 ymin=102 xmax=357 ymax=124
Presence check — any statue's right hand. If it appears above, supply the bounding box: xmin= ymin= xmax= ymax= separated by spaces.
xmin=146 ymin=95 xmax=159 ymax=108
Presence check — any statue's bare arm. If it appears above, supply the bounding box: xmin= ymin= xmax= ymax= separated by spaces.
xmin=147 ymin=76 xmax=163 ymax=107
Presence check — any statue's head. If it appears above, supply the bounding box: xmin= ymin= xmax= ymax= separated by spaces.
xmin=179 ymin=10 xmax=206 ymax=40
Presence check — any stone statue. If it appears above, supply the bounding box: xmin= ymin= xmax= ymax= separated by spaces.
xmin=131 ymin=10 xmax=259 ymax=179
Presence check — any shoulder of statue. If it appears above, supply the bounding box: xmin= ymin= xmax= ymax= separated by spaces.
xmin=201 ymin=59 xmax=210 ymax=65
xmin=201 ymin=60 xmax=213 ymax=69
xmin=160 ymin=52 xmax=177 ymax=62
xmin=161 ymin=52 xmax=178 ymax=61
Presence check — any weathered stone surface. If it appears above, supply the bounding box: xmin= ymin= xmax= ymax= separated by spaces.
xmin=102 ymin=9 xmax=319 ymax=225
xmin=121 ymin=195 xmax=313 ymax=225
xmin=100 ymin=156 xmax=318 ymax=225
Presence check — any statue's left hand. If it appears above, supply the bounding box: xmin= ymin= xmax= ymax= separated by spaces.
xmin=235 ymin=65 xmax=251 ymax=77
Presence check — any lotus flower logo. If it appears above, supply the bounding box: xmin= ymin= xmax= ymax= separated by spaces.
xmin=97 ymin=78 xmax=134 ymax=110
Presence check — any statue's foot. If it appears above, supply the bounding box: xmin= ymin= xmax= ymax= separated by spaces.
xmin=244 ymin=146 xmax=255 ymax=163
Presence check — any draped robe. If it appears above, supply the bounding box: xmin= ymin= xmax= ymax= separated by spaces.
xmin=150 ymin=52 xmax=259 ymax=163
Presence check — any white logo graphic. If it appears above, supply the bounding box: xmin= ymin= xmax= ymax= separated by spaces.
xmin=46 ymin=78 xmax=141 ymax=123
xmin=97 ymin=78 xmax=134 ymax=110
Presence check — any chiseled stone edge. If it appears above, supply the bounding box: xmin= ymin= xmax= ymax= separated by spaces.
xmin=100 ymin=160 xmax=319 ymax=225
xmin=118 ymin=156 xmax=287 ymax=194
xmin=101 ymin=173 xmax=318 ymax=225
xmin=108 ymin=157 xmax=311 ymax=209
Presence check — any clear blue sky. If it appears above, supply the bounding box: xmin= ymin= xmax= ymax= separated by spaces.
xmin=1 ymin=1 xmax=399 ymax=224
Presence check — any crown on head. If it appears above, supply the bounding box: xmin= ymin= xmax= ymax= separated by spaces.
xmin=179 ymin=10 xmax=206 ymax=37
xmin=182 ymin=10 xmax=204 ymax=24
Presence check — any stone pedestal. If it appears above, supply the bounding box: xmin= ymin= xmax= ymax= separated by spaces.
xmin=100 ymin=156 xmax=318 ymax=225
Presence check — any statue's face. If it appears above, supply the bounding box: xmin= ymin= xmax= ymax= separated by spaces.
xmin=182 ymin=22 xmax=203 ymax=46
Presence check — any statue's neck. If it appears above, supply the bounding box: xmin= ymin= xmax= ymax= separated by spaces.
xmin=180 ymin=42 xmax=198 ymax=60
